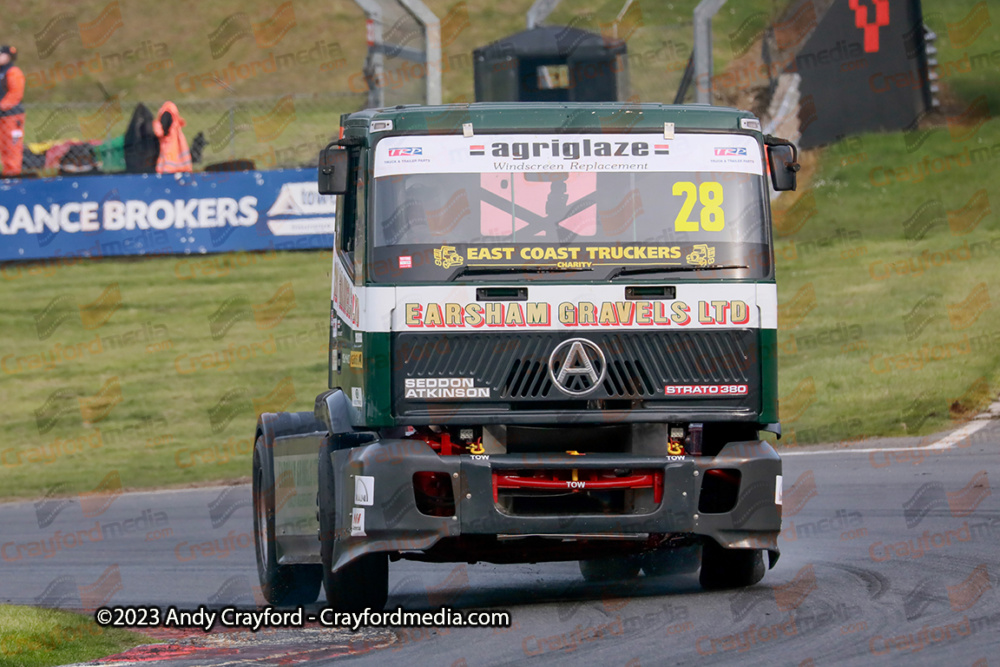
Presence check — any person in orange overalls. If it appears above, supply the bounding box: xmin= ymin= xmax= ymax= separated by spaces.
xmin=0 ymin=45 xmax=25 ymax=177
xmin=152 ymin=101 xmax=192 ymax=173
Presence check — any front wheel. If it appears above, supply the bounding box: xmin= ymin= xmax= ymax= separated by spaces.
xmin=318 ymin=436 xmax=388 ymax=612
xmin=698 ymin=539 xmax=765 ymax=590
xmin=253 ymin=436 xmax=322 ymax=605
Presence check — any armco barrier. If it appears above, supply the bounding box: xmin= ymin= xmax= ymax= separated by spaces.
xmin=0 ymin=169 xmax=334 ymax=262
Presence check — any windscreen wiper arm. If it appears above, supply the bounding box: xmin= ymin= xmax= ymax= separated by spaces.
xmin=450 ymin=265 xmax=594 ymax=280
xmin=605 ymin=264 xmax=750 ymax=280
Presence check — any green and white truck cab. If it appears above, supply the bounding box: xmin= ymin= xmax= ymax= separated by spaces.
xmin=252 ymin=102 xmax=798 ymax=609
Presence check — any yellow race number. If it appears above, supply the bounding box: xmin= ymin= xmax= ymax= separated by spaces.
xmin=673 ymin=181 xmax=725 ymax=232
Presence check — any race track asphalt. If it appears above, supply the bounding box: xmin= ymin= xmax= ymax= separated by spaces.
xmin=1 ymin=419 xmax=998 ymax=666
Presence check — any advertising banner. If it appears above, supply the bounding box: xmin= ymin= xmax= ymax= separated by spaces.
xmin=0 ymin=169 xmax=335 ymax=262
xmin=373 ymin=133 xmax=763 ymax=177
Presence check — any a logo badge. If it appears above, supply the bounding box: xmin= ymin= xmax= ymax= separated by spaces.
xmin=548 ymin=338 xmax=607 ymax=396
xmin=433 ymin=245 xmax=464 ymax=268
xmin=351 ymin=507 xmax=366 ymax=536
xmin=686 ymin=244 xmax=716 ymax=267
xmin=354 ymin=476 xmax=374 ymax=506
xmin=388 ymin=147 xmax=423 ymax=157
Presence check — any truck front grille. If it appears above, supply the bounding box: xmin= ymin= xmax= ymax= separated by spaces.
xmin=397 ymin=330 xmax=756 ymax=401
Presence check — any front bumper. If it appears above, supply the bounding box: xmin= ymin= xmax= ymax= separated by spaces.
xmin=328 ymin=439 xmax=781 ymax=571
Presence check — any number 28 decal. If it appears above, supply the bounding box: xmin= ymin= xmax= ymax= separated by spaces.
xmin=673 ymin=181 xmax=724 ymax=232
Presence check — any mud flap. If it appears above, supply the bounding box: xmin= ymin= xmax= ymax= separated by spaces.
xmin=325 ymin=438 xmax=462 ymax=572
xmin=694 ymin=440 xmax=782 ymax=555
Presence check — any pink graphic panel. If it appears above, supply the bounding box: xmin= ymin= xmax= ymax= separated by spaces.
xmin=558 ymin=204 xmax=597 ymax=235
xmin=479 ymin=172 xmax=598 ymax=235
xmin=480 ymin=201 xmax=530 ymax=236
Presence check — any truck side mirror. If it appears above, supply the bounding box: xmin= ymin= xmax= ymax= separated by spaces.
xmin=766 ymin=144 xmax=800 ymax=192
xmin=318 ymin=145 xmax=350 ymax=195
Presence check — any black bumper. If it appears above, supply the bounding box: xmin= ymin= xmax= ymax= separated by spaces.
xmin=326 ymin=439 xmax=781 ymax=571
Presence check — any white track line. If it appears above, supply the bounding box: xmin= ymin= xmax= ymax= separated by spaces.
xmin=782 ymin=418 xmax=993 ymax=456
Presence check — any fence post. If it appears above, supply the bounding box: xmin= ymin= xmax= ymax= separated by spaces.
xmin=399 ymin=0 xmax=441 ymax=106
xmin=693 ymin=0 xmax=727 ymax=105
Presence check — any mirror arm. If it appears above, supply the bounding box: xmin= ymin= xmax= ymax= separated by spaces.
xmin=763 ymin=134 xmax=793 ymax=146
xmin=763 ymin=134 xmax=800 ymax=167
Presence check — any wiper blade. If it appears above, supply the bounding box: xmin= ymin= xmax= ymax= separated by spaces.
xmin=450 ymin=265 xmax=594 ymax=280
xmin=606 ymin=264 xmax=749 ymax=280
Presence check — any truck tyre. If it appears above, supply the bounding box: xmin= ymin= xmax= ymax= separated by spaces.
xmin=253 ymin=435 xmax=322 ymax=605
xmin=318 ymin=436 xmax=388 ymax=612
xmin=642 ymin=544 xmax=701 ymax=578
xmin=579 ymin=556 xmax=641 ymax=582
xmin=698 ymin=539 xmax=765 ymax=590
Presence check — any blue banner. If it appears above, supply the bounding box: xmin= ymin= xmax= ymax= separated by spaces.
xmin=0 ymin=169 xmax=335 ymax=262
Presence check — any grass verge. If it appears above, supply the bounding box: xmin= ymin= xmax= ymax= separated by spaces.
xmin=772 ymin=119 xmax=1000 ymax=445
xmin=1 ymin=249 xmax=335 ymax=500
xmin=0 ymin=605 xmax=149 ymax=667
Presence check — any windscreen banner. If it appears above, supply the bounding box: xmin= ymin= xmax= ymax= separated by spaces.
xmin=373 ymin=133 xmax=763 ymax=177
xmin=0 ymin=169 xmax=335 ymax=262
xmin=370 ymin=133 xmax=771 ymax=282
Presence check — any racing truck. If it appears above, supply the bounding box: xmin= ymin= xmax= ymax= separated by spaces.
xmin=252 ymin=102 xmax=798 ymax=609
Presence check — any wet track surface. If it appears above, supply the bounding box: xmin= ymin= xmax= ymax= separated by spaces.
xmin=2 ymin=419 xmax=998 ymax=666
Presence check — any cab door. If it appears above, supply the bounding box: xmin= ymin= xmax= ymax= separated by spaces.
xmin=329 ymin=146 xmax=364 ymax=389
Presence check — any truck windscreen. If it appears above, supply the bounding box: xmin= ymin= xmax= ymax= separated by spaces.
xmin=370 ymin=133 xmax=771 ymax=280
